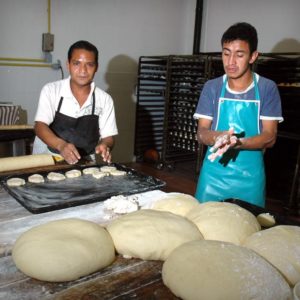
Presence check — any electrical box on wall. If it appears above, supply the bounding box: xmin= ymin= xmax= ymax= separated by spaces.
xmin=42 ymin=33 xmax=54 ymax=52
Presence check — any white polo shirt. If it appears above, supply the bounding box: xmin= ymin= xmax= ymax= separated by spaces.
xmin=33 ymin=77 xmax=118 ymax=155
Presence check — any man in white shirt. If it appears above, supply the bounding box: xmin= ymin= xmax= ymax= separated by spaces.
xmin=33 ymin=40 xmax=118 ymax=164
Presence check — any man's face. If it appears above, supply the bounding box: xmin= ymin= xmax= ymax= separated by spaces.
xmin=222 ymin=40 xmax=258 ymax=80
xmin=67 ymin=49 xmax=98 ymax=87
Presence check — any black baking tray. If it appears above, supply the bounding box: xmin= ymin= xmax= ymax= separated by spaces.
xmin=1 ymin=163 xmax=166 ymax=214
xmin=224 ymin=199 xmax=300 ymax=226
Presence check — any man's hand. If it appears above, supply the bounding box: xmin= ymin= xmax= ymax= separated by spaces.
xmin=57 ymin=142 xmax=81 ymax=165
xmin=95 ymin=143 xmax=112 ymax=163
xmin=208 ymin=128 xmax=238 ymax=162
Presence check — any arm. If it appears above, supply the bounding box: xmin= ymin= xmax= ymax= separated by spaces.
xmin=237 ymin=119 xmax=278 ymax=150
xmin=34 ymin=121 xmax=81 ymax=164
xmin=95 ymin=136 xmax=115 ymax=163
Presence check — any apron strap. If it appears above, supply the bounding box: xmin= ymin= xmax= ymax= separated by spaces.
xmin=91 ymin=91 xmax=96 ymax=115
xmin=57 ymin=97 xmax=63 ymax=112
xmin=221 ymin=73 xmax=260 ymax=100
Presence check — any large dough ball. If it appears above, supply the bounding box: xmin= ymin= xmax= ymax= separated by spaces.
xmin=162 ymin=240 xmax=291 ymax=300
xmin=12 ymin=218 xmax=115 ymax=282
xmin=106 ymin=209 xmax=203 ymax=261
xmin=150 ymin=192 xmax=199 ymax=217
xmin=186 ymin=201 xmax=261 ymax=245
xmin=243 ymin=225 xmax=300 ymax=286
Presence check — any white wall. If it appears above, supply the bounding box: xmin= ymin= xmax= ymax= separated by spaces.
xmin=0 ymin=0 xmax=299 ymax=162
xmin=0 ymin=0 xmax=196 ymax=162
xmin=201 ymin=0 xmax=300 ymax=52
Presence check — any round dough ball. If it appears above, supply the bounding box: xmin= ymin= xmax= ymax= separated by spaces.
xmin=92 ymin=170 xmax=109 ymax=179
xmin=109 ymin=170 xmax=127 ymax=176
xmin=256 ymin=213 xmax=276 ymax=227
xmin=186 ymin=201 xmax=261 ymax=245
xmin=47 ymin=172 xmax=66 ymax=181
xmin=6 ymin=177 xmax=26 ymax=187
xmin=150 ymin=192 xmax=199 ymax=217
xmin=243 ymin=225 xmax=300 ymax=286
xmin=106 ymin=209 xmax=203 ymax=261
xmin=28 ymin=174 xmax=45 ymax=183
xmin=65 ymin=169 xmax=82 ymax=178
xmin=82 ymin=167 xmax=99 ymax=175
xmin=12 ymin=218 xmax=115 ymax=282
xmin=162 ymin=240 xmax=291 ymax=300
xmin=100 ymin=166 xmax=117 ymax=173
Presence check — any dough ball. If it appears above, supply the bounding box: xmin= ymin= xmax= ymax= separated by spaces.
xmin=109 ymin=170 xmax=127 ymax=176
xmin=92 ymin=170 xmax=109 ymax=179
xmin=28 ymin=174 xmax=45 ymax=183
xmin=243 ymin=225 xmax=300 ymax=286
xmin=294 ymin=281 xmax=300 ymax=300
xmin=65 ymin=169 xmax=82 ymax=178
xmin=12 ymin=218 xmax=115 ymax=282
xmin=100 ymin=166 xmax=117 ymax=173
xmin=6 ymin=177 xmax=26 ymax=187
xmin=256 ymin=213 xmax=276 ymax=227
xmin=162 ymin=240 xmax=291 ymax=300
xmin=106 ymin=209 xmax=203 ymax=261
xmin=150 ymin=192 xmax=199 ymax=217
xmin=82 ymin=167 xmax=99 ymax=175
xmin=186 ymin=201 xmax=261 ymax=245
xmin=47 ymin=172 xmax=66 ymax=181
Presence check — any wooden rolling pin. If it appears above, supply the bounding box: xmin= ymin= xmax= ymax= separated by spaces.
xmin=0 ymin=154 xmax=55 ymax=172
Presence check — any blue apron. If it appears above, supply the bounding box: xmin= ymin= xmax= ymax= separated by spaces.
xmin=195 ymin=74 xmax=265 ymax=207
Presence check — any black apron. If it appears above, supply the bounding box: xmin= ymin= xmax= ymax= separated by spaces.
xmin=48 ymin=92 xmax=100 ymax=157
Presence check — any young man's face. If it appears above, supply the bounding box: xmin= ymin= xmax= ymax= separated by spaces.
xmin=222 ymin=40 xmax=258 ymax=80
xmin=67 ymin=49 xmax=98 ymax=87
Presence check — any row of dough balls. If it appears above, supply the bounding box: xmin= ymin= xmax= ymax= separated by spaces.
xmin=12 ymin=193 xmax=300 ymax=299
xmin=6 ymin=166 xmax=127 ymax=186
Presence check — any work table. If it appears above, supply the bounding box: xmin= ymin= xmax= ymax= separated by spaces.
xmin=0 ymin=162 xmax=182 ymax=300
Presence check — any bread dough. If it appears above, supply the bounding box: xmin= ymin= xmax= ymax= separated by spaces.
xmin=12 ymin=218 xmax=115 ymax=282
xmin=100 ymin=166 xmax=117 ymax=173
xmin=6 ymin=177 xmax=26 ymax=187
xmin=65 ymin=169 xmax=82 ymax=178
xmin=82 ymin=167 xmax=99 ymax=175
xmin=109 ymin=170 xmax=127 ymax=176
xmin=150 ymin=192 xmax=199 ymax=217
xmin=47 ymin=172 xmax=66 ymax=181
xmin=186 ymin=201 xmax=261 ymax=245
xmin=28 ymin=174 xmax=45 ymax=183
xmin=243 ymin=225 xmax=300 ymax=286
xmin=257 ymin=213 xmax=276 ymax=227
xmin=106 ymin=209 xmax=203 ymax=261
xmin=162 ymin=240 xmax=291 ymax=300
xmin=92 ymin=170 xmax=109 ymax=179
xmin=0 ymin=154 xmax=54 ymax=172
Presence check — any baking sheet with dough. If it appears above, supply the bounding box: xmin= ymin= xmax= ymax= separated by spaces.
xmin=1 ymin=164 xmax=165 ymax=214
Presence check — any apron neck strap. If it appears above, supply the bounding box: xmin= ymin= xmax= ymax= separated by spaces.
xmin=221 ymin=73 xmax=260 ymax=100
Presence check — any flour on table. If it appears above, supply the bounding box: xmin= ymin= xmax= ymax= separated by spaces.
xmin=28 ymin=174 xmax=45 ymax=183
xmin=103 ymin=195 xmax=139 ymax=216
xmin=6 ymin=177 xmax=26 ymax=187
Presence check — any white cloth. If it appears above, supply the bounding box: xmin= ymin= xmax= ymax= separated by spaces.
xmin=32 ymin=77 xmax=118 ymax=154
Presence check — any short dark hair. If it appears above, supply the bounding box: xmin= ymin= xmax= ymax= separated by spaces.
xmin=68 ymin=40 xmax=99 ymax=65
xmin=221 ymin=22 xmax=258 ymax=54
